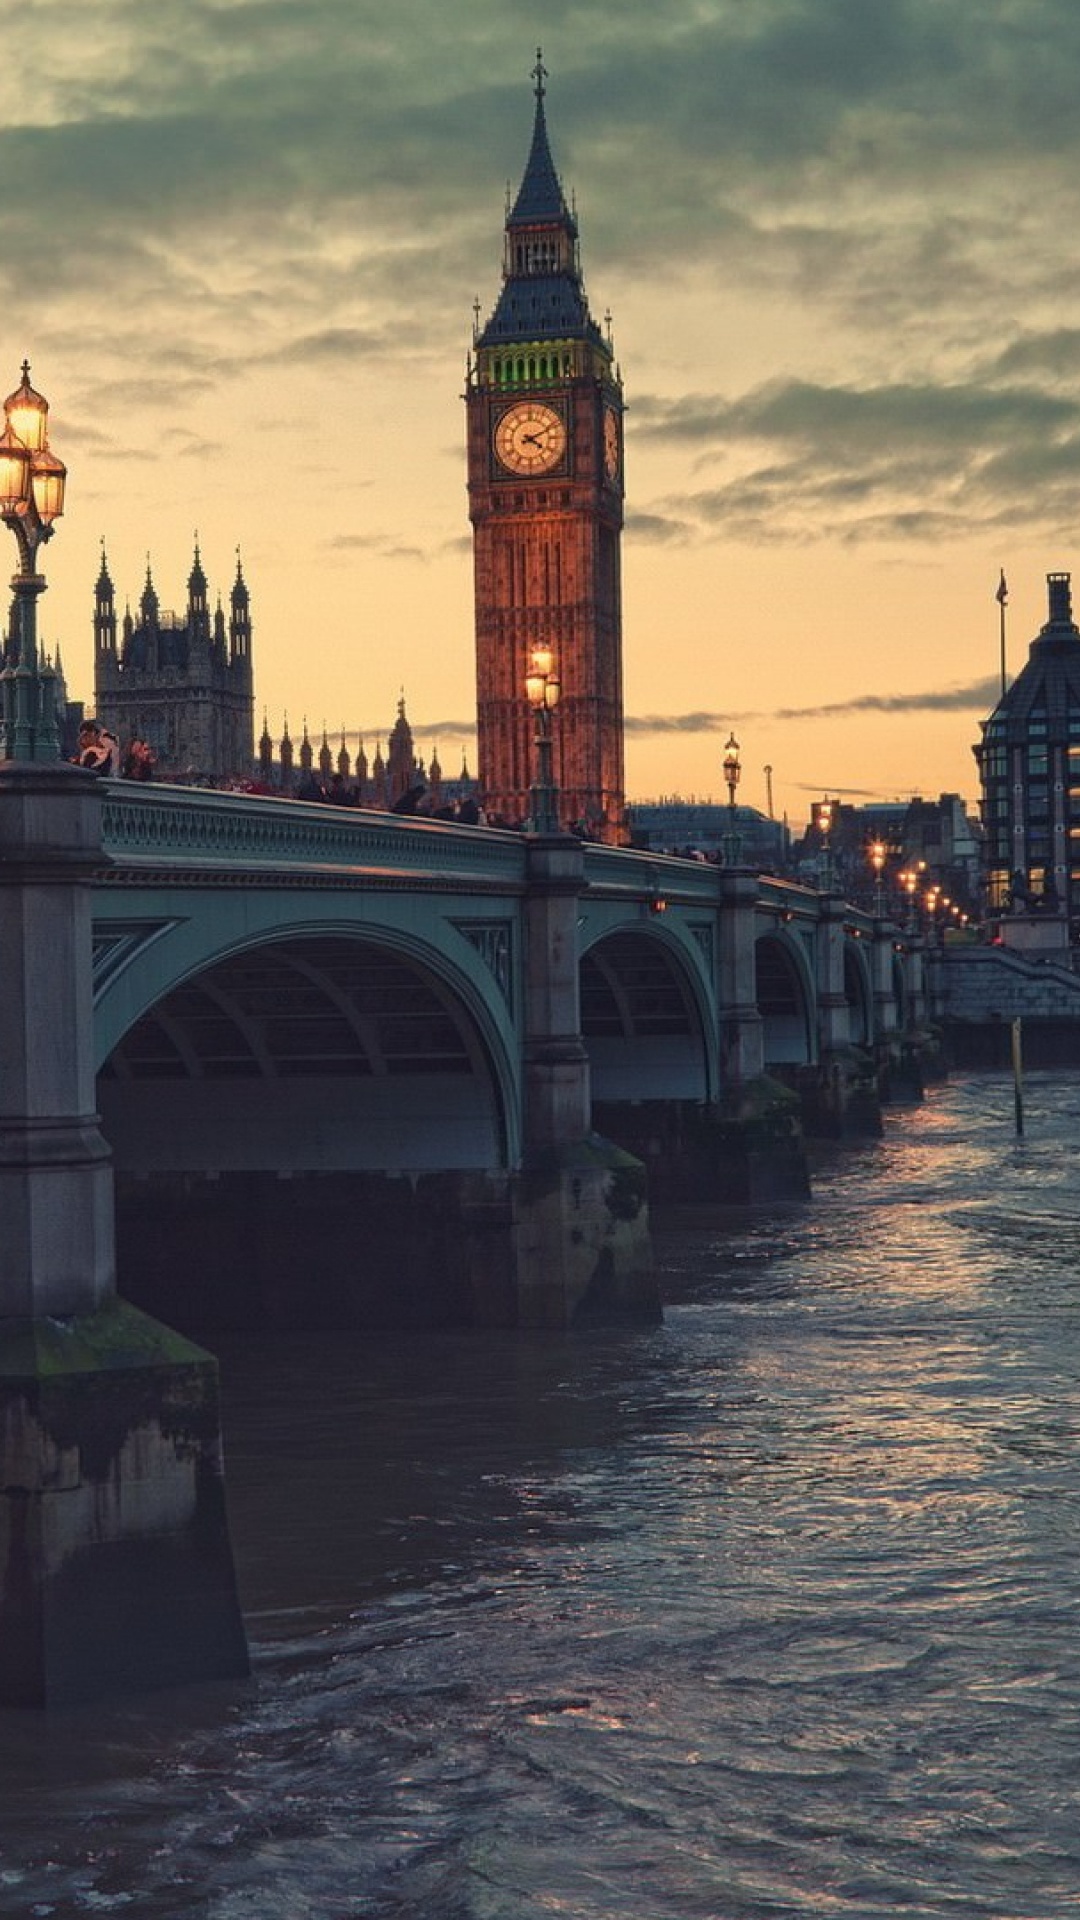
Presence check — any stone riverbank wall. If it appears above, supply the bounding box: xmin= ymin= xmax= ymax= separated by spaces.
xmin=943 ymin=945 xmax=1080 ymax=1065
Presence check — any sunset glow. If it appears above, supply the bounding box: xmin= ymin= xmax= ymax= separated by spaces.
xmin=2 ymin=3 xmax=1075 ymax=824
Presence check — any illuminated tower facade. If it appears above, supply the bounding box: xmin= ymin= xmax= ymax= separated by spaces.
xmin=466 ymin=54 xmax=626 ymax=841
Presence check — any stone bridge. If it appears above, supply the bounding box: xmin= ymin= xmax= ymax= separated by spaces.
xmin=0 ymin=762 xmax=924 ymax=1705
xmin=90 ymin=781 xmax=912 ymax=1134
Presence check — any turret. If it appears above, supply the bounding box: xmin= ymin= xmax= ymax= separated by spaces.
xmin=259 ymin=709 xmax=274 ymax=786
xmin=230 ymin=551 xmax=251 ymax=664
xmin=187 ymin=537 xmax=210 ymax=647
xmin=371 ymin=738 xmax=386 ymax=808
xmin=95 ymin=543 xmax=117 ymax=662
xmin=387 ymin=694 xmax=417 ymax=805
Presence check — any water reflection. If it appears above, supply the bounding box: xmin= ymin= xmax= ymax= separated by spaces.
xmin=2 ymin=1074 xmax=1080 ymax=1916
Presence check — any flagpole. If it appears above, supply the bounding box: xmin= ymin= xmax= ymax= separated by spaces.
xmin=996 ymin=569 xmax=1008 ymax=697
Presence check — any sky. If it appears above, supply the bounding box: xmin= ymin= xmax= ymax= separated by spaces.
xmin=3 ymin=0 xmax=1080 ymax=824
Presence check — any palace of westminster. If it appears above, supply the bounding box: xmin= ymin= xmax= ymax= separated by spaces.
xmin=23 ymin=59 xmax=1080 ymax=925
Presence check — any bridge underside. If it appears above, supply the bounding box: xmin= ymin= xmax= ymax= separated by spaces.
xmin=581 ymin=931 xmax=709 ymax=1102
xmin=99 ymin=935 xmax=504 ymax=1173
xmin=99 ymin=935 xmax=515 ymax=1331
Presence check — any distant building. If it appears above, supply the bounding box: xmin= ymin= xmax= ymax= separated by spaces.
xmin=974 ymin=569 xmax=1080 ymax=933
xmin=94 ymin=541 xmax=254 ymax=783
xmin=255 ymin=697 xmax=478 ymax=813
xmin=628 ymin=799 xmax=788 ymax=869
xmin=793 ymin=795 xmax=981 ymax=912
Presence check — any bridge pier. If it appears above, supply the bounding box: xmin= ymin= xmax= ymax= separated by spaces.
xmin=796 ymin=893 xmax=883 ymax=1138
xmin=712 ymin=868 xmax=810 ymax=1198
xmin=0 ymin=763 xmax=247 ymax=1707
xmin=590 ymin=868 xmax=810 ymax=1208
xmin=518 ymin=837 xmax=657 ymax=1326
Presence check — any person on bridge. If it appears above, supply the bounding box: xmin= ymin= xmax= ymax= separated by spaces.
xmin=73 ymin=720 xmax=118 ymax=776
xmin=121 ymin=738 xmax=155 ymax=781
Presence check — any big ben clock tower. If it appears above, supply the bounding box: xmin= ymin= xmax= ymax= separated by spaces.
xmin=466 ymin=52 xmax=627 ymax=843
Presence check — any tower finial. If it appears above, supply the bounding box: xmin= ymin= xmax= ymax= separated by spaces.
xmin=532 ymin=46 xmax=547 ymax=102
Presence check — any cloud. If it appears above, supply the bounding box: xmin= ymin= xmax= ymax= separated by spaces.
xmin=624 ymin=509 xmax=692 ymax=545
xmin=327 ymin=533 xmax=431 ymax=562
xmin=630 ymin=371 xmax=1080 ymax=543
xmin=624 ymin=675 xmax=1000 ymax=733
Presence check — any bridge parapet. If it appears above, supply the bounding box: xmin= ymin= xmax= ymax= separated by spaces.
xmin=582 ymin=842 xmax=720 ymax=906
xmin=100 ymin=782 xmax=528 ymax=888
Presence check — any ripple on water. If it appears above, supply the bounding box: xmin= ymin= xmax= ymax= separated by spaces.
xmin=3 ymin=1073 xmax=1080 ymax=1915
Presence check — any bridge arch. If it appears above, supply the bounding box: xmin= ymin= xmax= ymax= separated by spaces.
xmin=756 ymin=930 xmax=815 ymax=1067
xmin=843 ymin=934 xmax=874 ymax=1048
xmin=97 ymin=925 xmax=515 ymax=1176
xmin=96 ymin=921 xmax=526 ymax=1332
xmin=578 ymin=924 xmax=715 ymax=1105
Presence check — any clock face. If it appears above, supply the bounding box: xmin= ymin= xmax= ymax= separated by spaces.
xmin=494 ymin=401 xmax=567 ymax=475
xmin=603 ymin=405 xmax=621 ymax=481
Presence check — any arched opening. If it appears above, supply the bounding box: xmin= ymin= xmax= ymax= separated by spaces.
xmin=580 ymin=930 xmax=711 ymax=1201
xmin=99 ymin=935 xmax=512 ymax=1333
xmin=756 ymin=934 xmax=813 ymax=1067
xmin=580 ymin=931 xmax=708 ymax=1102
xmin=844 ymin=939 xmax=873 ymax=1047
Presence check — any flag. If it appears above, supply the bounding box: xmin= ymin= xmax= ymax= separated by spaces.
xmin=996 ymin=569 xmax=1008 ymax=606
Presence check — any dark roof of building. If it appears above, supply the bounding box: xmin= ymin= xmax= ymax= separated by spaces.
xmin=480 ymin=272 xmax=595 ymax=344
xmin=989 ymin=573 xmax=1080 ymax=732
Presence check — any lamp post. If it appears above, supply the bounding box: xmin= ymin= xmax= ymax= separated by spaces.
xmin=722 ymin=731 xmax=741 ymax=865
xmin=868 ymin=838 xmax=887 ymax=916
xmin=525 ymin=643 xmax=561 ymax=834
xmin=0 ymin=362 xmax=67 ymax=763
xmin=818 ymin=798 xmax=834 ymax=891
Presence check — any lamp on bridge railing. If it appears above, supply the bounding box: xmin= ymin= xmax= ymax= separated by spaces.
xmin=722 ymin=731 xmax=741 ymax=865
xmin=868 ymin=838 xmax=887 ymax=916
xmin=0 ymin=361 xmax=67 ymax=763
xmin=817 ymin=797 xmax=834 ymax=891
xmin=525 ymin=642 xmax=561 ymax=834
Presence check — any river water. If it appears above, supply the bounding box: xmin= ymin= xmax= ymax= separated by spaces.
xmin=3 ymin=1070 xmax=1080 ymax=1918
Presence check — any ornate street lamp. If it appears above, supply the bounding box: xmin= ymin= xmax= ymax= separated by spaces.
xmin=525 ymin=642 xmax=561 ymax=833
xmin=818 ymin=797 xmax=834 ymax=891
xmin=722 ymin=731 xmax=741 ymax=864
xmin=0 ymin=361 xmax=67 ymax=762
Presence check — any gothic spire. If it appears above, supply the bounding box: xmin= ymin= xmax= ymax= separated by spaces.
xmin=188 ymin=532 xmax=207 ymax=598
xmin=477 ymin=52 xmax=599 ymax=352
xmin=507 ymin=48 xmax=573 ymax=230
xmin=140 ymin=558 xmax=158 ymax=620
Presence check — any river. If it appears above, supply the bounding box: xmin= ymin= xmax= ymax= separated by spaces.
xmin=2 ymin=1070 xmax=1079 ymax=1918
